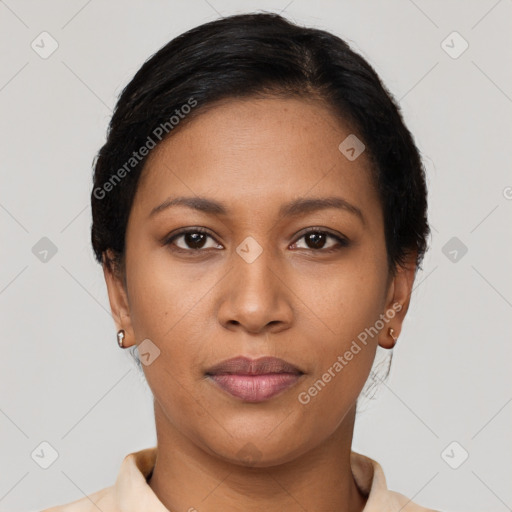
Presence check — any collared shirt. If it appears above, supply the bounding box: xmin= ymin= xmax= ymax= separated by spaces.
xmin=41 ymin=447 xmax=440 ymax=511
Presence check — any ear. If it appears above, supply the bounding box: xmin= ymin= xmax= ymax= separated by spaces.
xmin=102 ymin=249 xmax=135 ymax=348
xmin=378 ymin=252 xmax=417 ymax=349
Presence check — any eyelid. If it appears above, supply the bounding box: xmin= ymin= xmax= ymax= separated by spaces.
xmin=292 ymin=226 xmax=347 ymax=241
xmin=290 ymin=227 xmax=349 ymax=249
xmin=163 ymin=227 xmax=221 ymax=246
xmin=163 ymin=227 xmax=349 ymax=252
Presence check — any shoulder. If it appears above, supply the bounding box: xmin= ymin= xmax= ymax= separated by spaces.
xmin=38 ymin=446 xmax=158 ymax=512
xmin=351 ymin=451 xmax=441 ymax=512
xmin=385 ymin=489 xmax=442 ymax=511
xmin=40 ymin=485 xmax=115 ymax=512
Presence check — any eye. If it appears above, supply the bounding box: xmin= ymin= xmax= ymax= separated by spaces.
xmin=291 ymin=229 xmax=349 ymax=252
xmin=164 ymin=228 xmax=223 ymax=252
xmin=164 ymin=227 xmax=349 ymax=254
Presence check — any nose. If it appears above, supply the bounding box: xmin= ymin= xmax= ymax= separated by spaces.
xmin=217 ymin=241 xmax=293 ymax=335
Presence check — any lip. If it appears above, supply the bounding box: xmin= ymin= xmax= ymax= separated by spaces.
xmin=205 ymin=356 xmax=304 ymax=403
xmin=206 ymin=356 xmax=303 ymax=376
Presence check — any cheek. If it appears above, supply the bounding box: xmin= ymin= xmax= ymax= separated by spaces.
xmin=299 ymin=248 xmax=388 ymax=341
xmin=125 ymin=255 xmax=214 ymax=385
xmin=125 ymin=245 xmax=212 ymax=340
xmin=294 ymin=345 xmax=375 ymax=445
xmin=292 ymin=246 xmax=387 ymax=404
xmin=294 ymin=282 xmax=381 ymax=431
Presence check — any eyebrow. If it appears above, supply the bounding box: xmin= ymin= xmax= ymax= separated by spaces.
xmin=149 ymin=195 xmax=365 ymax=225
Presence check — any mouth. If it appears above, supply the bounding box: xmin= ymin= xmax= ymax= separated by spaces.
xmin=205 ymin=356 xmax=305 ymax=403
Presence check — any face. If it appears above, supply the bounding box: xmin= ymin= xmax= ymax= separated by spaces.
xmin=104 ymin=96 xmax=415 ymax=466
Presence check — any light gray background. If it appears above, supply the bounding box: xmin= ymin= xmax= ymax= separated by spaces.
xmin=1 ymin=1 xmax=511 ymax=511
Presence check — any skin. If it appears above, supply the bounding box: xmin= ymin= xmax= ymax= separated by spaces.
xmin=103 ymin=96 xmax=417 ymax=512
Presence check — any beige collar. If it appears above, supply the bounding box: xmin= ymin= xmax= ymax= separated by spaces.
xmin=112 ymin=446 xmax=425 ymax=511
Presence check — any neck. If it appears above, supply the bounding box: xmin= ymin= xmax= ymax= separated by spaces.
xmin=147 ymin=401 xmax=367 ymax=512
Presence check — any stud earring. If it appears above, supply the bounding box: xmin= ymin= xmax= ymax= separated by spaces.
xmin=388 ymin=327 xmax=398 ymax=344
xmin=117 ymin=329 xmax=127 ymax=349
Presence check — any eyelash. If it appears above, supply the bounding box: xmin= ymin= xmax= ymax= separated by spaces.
xmin=163 ymin=227 xmax=349 ymax=254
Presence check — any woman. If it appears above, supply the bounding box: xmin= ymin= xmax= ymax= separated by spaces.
xmin=44 ymin=12 xmax=437 ymax=512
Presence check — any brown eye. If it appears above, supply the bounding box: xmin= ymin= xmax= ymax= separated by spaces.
xmin=293 ymin=229 xmax=349 ymax=252
xmin=180 ymin=232 xmax=208 ymax=249
xmin=165 ymin=228 xmax=223 ymax=251
xmin=305 ymin=232 xmax=328 ymax=250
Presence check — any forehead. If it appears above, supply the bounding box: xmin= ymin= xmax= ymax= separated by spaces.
xmin=131 ymin=96 xmax=380 ymax=225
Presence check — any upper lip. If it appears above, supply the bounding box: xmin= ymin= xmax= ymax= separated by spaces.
xmin=205 ymin=356 xmax=304 ymax=376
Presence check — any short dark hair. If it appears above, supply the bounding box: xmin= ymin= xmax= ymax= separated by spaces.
xmin=91 ymin=12 xmax=430 ymax=280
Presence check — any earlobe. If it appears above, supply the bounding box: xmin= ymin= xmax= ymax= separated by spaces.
xmin=379 ymin=327 xmax=398 ymax=350
xmin=102 ymin=250 xmax=135 ymax=349
xmin=378 ymin=253 xmax=417 ymax=350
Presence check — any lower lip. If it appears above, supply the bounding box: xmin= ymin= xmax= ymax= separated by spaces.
xmin=207 ymin=373 xmax=302 ymax=402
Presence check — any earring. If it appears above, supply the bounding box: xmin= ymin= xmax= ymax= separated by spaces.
xmin=388 ymin=327 xmax=398 ymax=345
xmin=117 ymin=329 xmax=127 ymax=349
